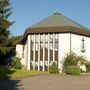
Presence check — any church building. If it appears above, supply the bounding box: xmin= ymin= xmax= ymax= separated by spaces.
xmin=16 ymin=12 xmax=90 ymax=72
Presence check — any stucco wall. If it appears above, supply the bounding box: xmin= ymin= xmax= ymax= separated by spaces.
xmin=16 ymin=43 xmax=27 ymax=68
xmin=23 ymin=42 xmax=27 ymax=68
xmin=16 ymin=33 xmax=90 ymax=71
xmin=58 ymin=33 xmax=70 ymax=71
xmin=16 ymin=44 xmax=23 ymax=58
xmin=58 ymin=33 xmax=90 ymax=71
xmin=71 ymin=34 xmax=90 ymax=61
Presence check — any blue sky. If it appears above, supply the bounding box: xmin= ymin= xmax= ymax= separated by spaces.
xmin=10 ymin=0 xmax=90 ymax=36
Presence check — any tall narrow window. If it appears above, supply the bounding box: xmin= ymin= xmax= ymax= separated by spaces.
xmin=55 ymin=34 xmax=58 ymax=50
xmin=45 ymin=34 xmax=48 ymax=49
xmin=50 ymin=34 xmax=53 ymax=49
xmin=22 ymin=45 xmax=24 ymax=58
xmin=41 ymin=42 xmax=43 ymax=50
xmin=35 ymin=35 xmax=38 ymax=51
xmin=55 ymin=39 xmax=58 ymax=50
xmin=81 ymin=37 xmax=86 ymax=53
xmin=31 ymin=35 xmax=34 ymax=51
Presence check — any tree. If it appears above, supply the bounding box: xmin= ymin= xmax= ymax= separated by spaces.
xmin=8 ymin=35 xmax=22 ymax=57
xmin=8 ymin=36 xmax=22 ymax=47
xmin=0 ymin=0 xmax=13 ymax=65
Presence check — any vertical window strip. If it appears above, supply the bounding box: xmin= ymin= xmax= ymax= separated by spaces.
xmin=81 ymin=37 xmax=86 ymax=53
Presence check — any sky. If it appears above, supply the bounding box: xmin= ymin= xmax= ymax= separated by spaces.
xmin=9 ymin=0 xmax=90 ymax=36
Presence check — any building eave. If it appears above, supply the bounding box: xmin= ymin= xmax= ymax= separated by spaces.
xmin=17 ymin=26 xmax=90 ymax=45
xmin=26 ymin=26 xmax=90 ymax=36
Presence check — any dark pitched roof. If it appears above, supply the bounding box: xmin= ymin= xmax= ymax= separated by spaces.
xmin=18 ymin=12 xmax=90 ymax=44
xmin=30 ymin=11 xmax=89 ymax=30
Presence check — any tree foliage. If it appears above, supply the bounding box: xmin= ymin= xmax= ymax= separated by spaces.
xmin=0 ymin=0 xmax=13 ymax=65
xmin=11 ymin=57 xmax=22 ymax=69
xmin=9 ymin=36 xmax=22 ymax=47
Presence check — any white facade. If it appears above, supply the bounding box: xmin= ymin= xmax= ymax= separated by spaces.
xmin=16 ymin=12 xmax=90 ymax=72
xmin=16 ymin=33 xmax=90 ymax=72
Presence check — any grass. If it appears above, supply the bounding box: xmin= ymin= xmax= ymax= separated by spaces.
xmin=10 ymin=70 xmax=48 ymax=78
xmin=0 ymin=69 xmax=48 ymax=79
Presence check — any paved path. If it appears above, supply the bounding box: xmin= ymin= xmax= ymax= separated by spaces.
xmin=0 ymin=74 xmax=90 ymax=90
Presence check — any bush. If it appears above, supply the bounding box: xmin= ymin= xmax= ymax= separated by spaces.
xmin=64 ymin=52 xmax=78 ymax=67
xmin=49 ymin=62 xmax=59 ymax=74
xmin=86 ymin=63 xmax=90 ymax=72
xmin=66 ymin=66 xmax=81 ymax=75
xmin=12 ymin=57 xmax=22 ymax=69
xmin=64 ymin=52 xmax=87 ymax=71
xmin=0 ymin=66 xmax=10 ymax=70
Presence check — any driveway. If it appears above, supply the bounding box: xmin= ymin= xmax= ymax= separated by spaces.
xmin=0 ymin=74 xmax=90 ymax=90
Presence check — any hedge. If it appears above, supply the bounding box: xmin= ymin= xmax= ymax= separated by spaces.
xmin=49 ymin=62 xmax=59 ymax=74
xmin=66 ymin=66 xmax=81 ymax=75
xmin=86 ymin=63 xmax=90 ymax=72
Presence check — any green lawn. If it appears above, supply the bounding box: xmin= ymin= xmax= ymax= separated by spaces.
xmin=0 ymin=69 xmax=48 ymax=79
xmin=11 ymin=70 xmax=48 ymax=78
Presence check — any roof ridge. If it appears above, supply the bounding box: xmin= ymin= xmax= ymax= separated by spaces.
xmin=53 ymin=11 xmax=62 ymax=15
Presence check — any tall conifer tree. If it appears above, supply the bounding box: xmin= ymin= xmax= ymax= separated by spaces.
xmin=0 ymin=0 xmax=13 ymax=65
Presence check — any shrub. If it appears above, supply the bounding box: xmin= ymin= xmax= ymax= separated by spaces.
xmin=12 ymin=57 xmax=22 ymax=69
xmin=0 ymin=66 xmax=10 ymax=70
xmin=49 ymin=62 xmax=59 ymax=74
xmin=86 ymin=62 xmax=90 ymax=72
xmin=77 ymin=56 xmax=87 ymax=65
xmin=64 ymin=52 xmax=87 ymax=72
xmin=66 ymin=66 xmax=81 ymax=75
xmin=64 ymin=52 xmax=78 ymax=67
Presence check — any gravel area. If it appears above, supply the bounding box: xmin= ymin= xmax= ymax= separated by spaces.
xmin=0 ymin=74 xmax=90 ymax=90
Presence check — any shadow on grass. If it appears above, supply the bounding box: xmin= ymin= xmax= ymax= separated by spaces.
xmin=0 ymin=68 xmax=22 ymax=90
